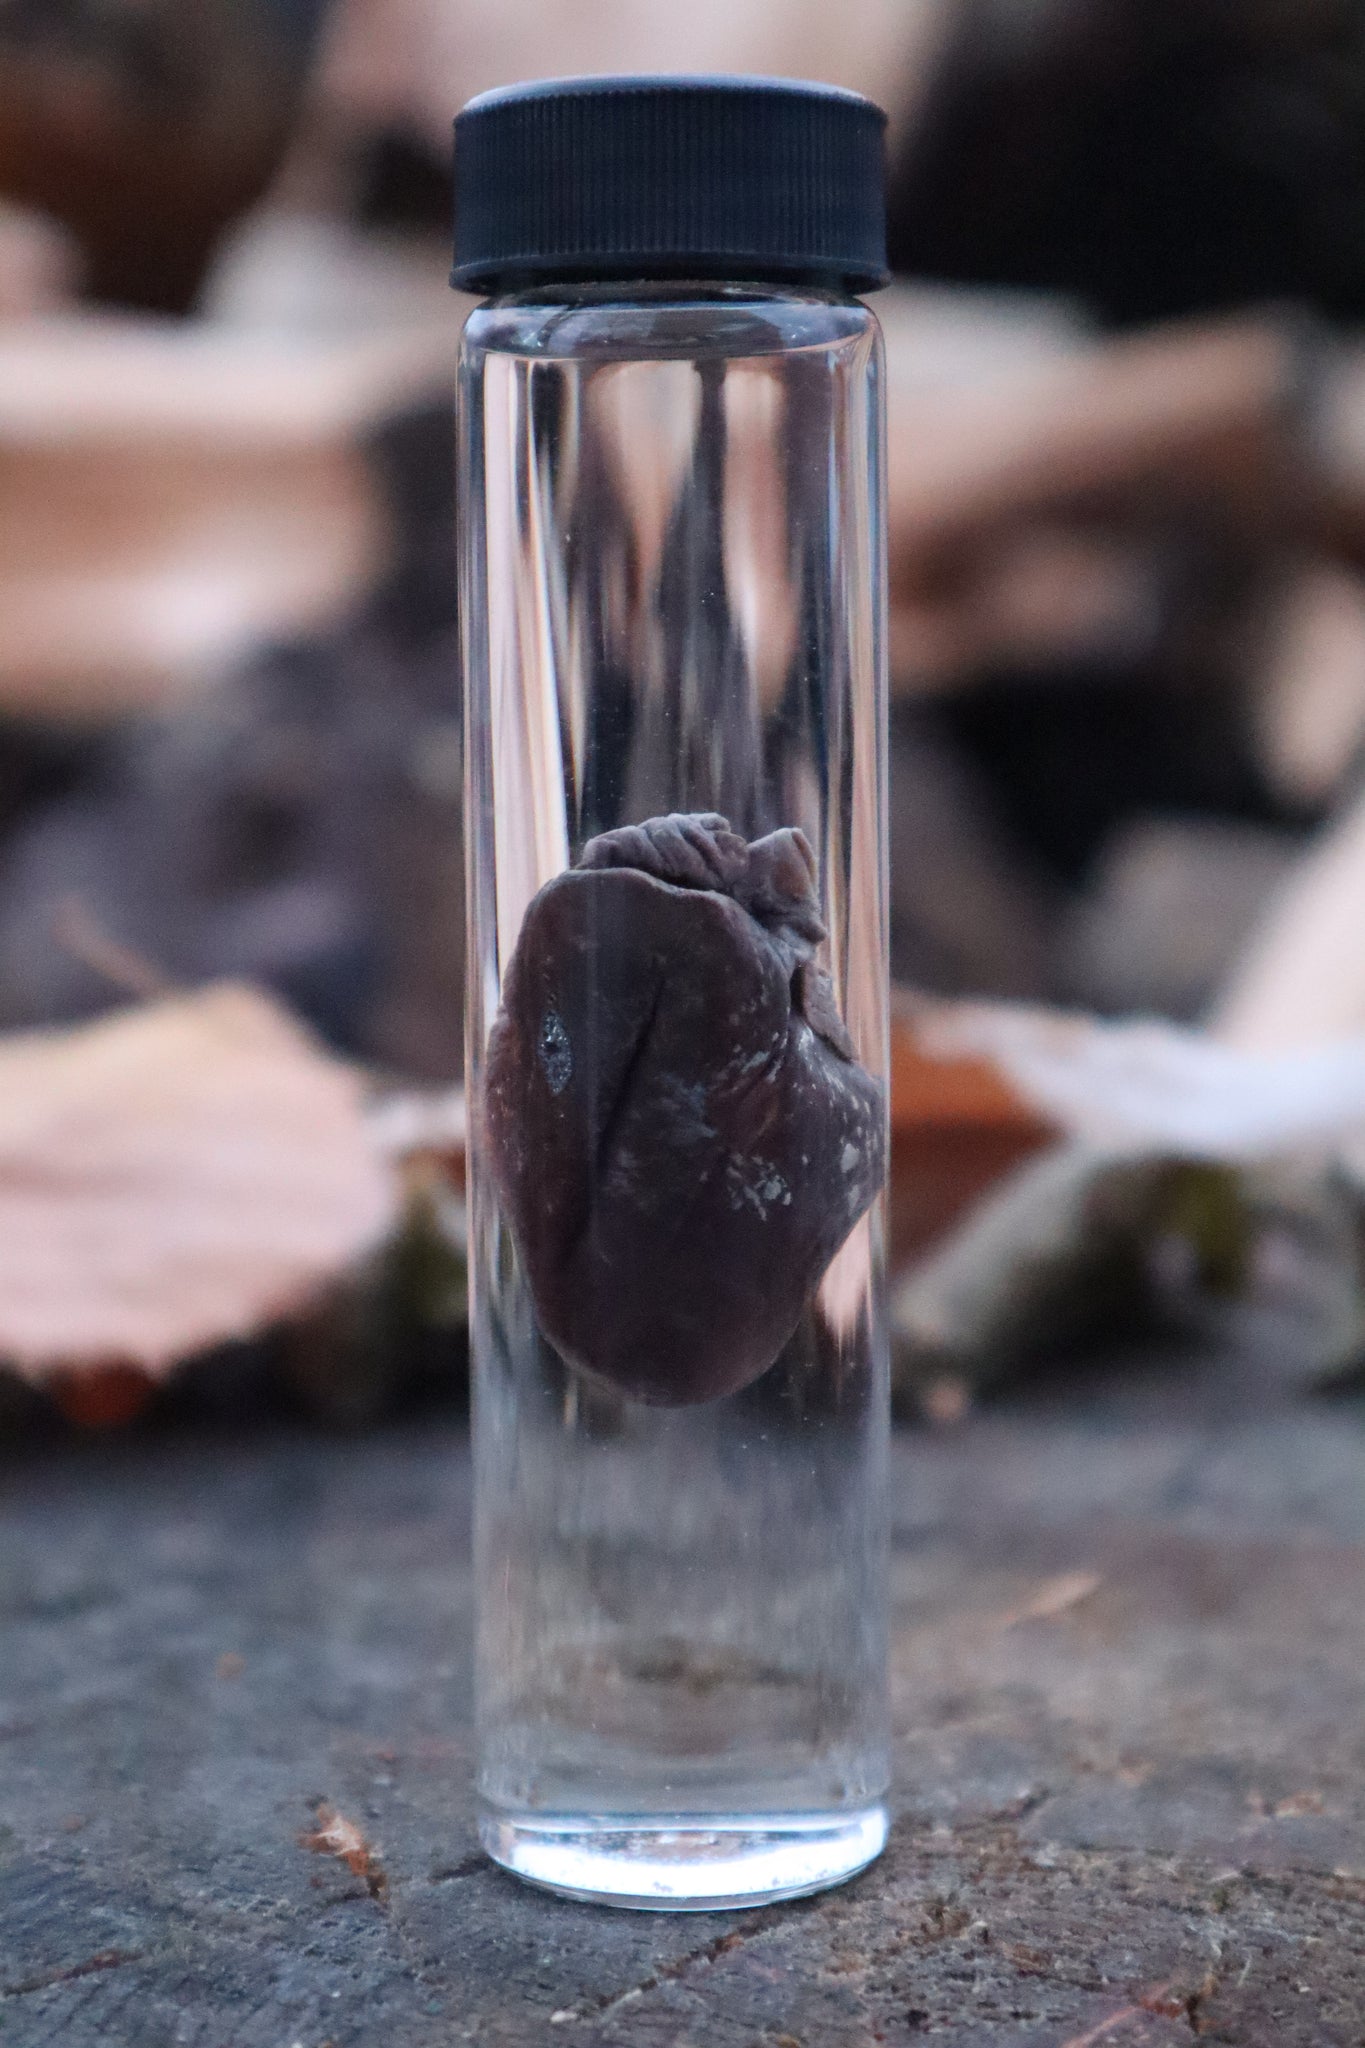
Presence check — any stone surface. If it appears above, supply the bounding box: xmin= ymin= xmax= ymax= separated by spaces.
xmin=1 ymin=1303 xmax=1363 ymax=2045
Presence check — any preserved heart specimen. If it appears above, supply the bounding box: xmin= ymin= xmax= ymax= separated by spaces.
xmin=483 ymin=813 xmax=885 ymax=1404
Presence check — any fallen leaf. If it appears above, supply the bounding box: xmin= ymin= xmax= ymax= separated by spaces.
xmin=0 ymin=984 xmax=397 ymax=1409
xmin=215 ymin=1652 xmax=245 ymax=1681
xmin=367 ymin=1087 xmax=466 ymax=1188
xmin=53 ymin=1362 xmax=159 ymax=1429
xmin=300 ymin=1803 xmax=386 ymax=1899
xmin=890 ymin=993 xmax=1055 ymax=1267
xmin=1055 ymin=1984 xmax=1177 ymax=2048
xmin=1273 ymin=1790 xmax=1327 ymax=1818
xmin=912 ymin=996 xmax=1365 ymax=1161
xmin=1000 ymin=1570 xmax=1104 ymax=1628
xmin=893 ymin=996 xmax=1049 ymax=1136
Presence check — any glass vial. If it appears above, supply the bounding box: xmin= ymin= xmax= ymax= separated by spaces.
xmin=455 ymin=76 xmax=890 ymax=1909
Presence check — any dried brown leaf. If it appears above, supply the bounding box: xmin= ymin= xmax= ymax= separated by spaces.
xmin=0 ymin=983 xmax=397 ymax=1400
xmin=999 ymin=1570 xmax=1104 ymax=1629
xmin=1055 ymin=1984 xmax=1177 ymax=2048
xmin=300 ymin=1804 xmax=386 ymax=1898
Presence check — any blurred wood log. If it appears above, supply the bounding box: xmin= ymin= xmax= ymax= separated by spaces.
xmin=0 ymin=286 xmax=1325 ymax=728
xmin=0 ymin=0 xmax=329 ymax=313
xmin=1310 ymin=342 xmax=1365 ymax=569
xmin=891 ymin=1145 xmax=1221 ymax=1417
xmin=889 ymin=717 xmax=1060 ymax=998
xmin=204 ymin=208 xmax=458 ymax=334
xmin=1063 ymin=816 xmax=1302 ymax=1021
xmin=1249 ymin=560 xmax=1365 ymax=807
xmin=0 ymin=387 xmax=464 ymax=1080
xmin=316 ymin=0 xmax=939 ymax=159
xmin=877 ymin=301 xmax=1326 ymax=713
xmin=885 ymin=313 xmax=1303 ymax=605
xmin=877 ymin=297 xmax=1365 ymax=702
xmin=1212 ymin=782 xmax=1365 ymax=1051
xmin=889 ymin=526 xmax=1166 ymax=690
xmin=0 ymin=316 xmax=447 ymax=720
xmin=887 ymin=0 xmax=1365 ymax=328
xmin=0 ymin=196 xmax=77 ymax=312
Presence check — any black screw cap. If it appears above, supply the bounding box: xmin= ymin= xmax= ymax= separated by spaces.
xmin=452 ymin=74 xmax=888 ymax=295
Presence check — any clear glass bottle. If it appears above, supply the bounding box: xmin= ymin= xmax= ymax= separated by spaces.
xmin=456 ymin=77 xmax=890 ymax=1909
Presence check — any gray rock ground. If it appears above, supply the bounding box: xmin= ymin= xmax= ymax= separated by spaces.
xmin=2 ymin=1304 xmax=1362 ymax=2046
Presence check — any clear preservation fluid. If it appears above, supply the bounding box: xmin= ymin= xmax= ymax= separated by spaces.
xmin=460 ymin=282 xmax=889 ymax=1907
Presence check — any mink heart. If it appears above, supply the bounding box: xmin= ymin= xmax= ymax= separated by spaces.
xmin=483 ymin=813 xmax=886 ymax=1404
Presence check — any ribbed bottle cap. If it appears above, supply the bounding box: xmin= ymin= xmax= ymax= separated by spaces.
xmin=452 ymin=75 xmax=888 ymax=295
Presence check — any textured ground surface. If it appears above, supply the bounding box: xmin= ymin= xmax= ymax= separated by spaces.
xmin=2 ymin=1304 xmax=1363 ymax=2047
